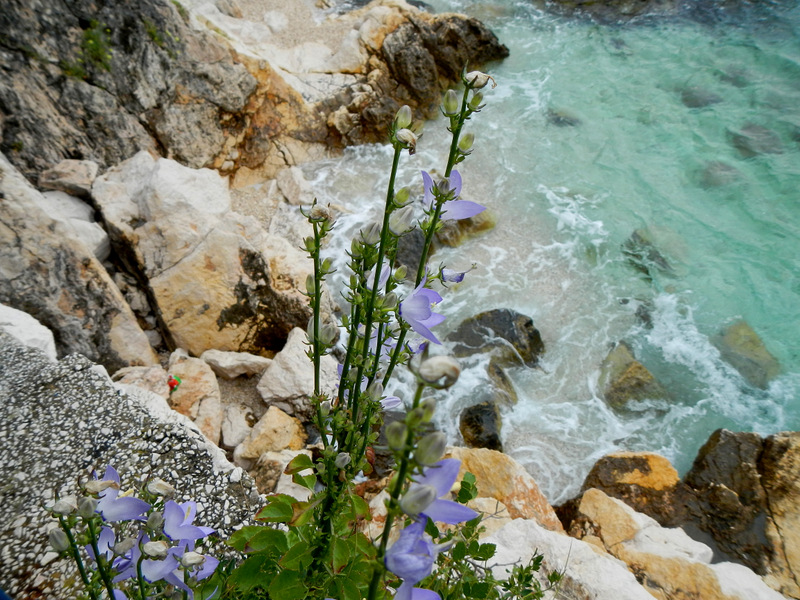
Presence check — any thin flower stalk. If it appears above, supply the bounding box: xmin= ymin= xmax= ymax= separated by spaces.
xmin=86 ymin=517 xmax=118 ymax=600
xmin=58 ymin=516 xmax=100 ymax=600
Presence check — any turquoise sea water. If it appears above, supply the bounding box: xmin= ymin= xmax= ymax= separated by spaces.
xmin=310 ymin=0 xmax=800 ymax=503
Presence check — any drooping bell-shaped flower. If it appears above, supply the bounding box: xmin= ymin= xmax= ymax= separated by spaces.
xmin=94 ymin=466 xmax=150 ymax=523
xmin=163 ymin=500 xmax=214 ymax=544
xmin=398 ymin=275 xmax=445 ymax=345
xmin=404 ymin=459 xmax=478 ymax=524
xmin=421 ymin=170 xmax=485 ymax=221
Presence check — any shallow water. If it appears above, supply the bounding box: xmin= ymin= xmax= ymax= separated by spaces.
xmin=307 ymin=0 xmax=800 ymax=503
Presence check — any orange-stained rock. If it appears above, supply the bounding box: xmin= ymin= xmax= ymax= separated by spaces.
xmin=167 ymin=350 xmax=223 ymax=445
xmin=444 ymin=446 xmax=562 ymax=531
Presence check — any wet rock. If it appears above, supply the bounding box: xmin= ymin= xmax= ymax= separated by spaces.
xmin=729 ymin=123 xmax=784 ymax=157
xmin=445 ymin=446 xmax=563 ymax=529
xmin=436 ymin=209 xmax=496 ymax=247
xmin=459 ymin=400 xmax=502 ymax=451
xmin=394 ymin=227 xmax=427 ymax=273
xmin=681 ymin=86 xmax=723 ymax=108
xmin=622 ymin=228 xmax=674 ymax=280
xmin=546 ymin=107 xmax=582 ymax=127
xmin=700 ymin=160 xmax=741 ymax=188
xmin=536 ymin=0 xmax=680 ymax=23
xmin=599 ymin=342 xmax=669 ymax=410
xmin=447 ymin=308 xmax=545 ymax=368
xmin=487 ymin=358 xmax=518 ymax=407
xmin=711 ymin=320 xmax=780 ymax=389
xmin=38 ymin=159 xmax=99 ymax=198
xmin=0 ymin=153 xmax=157 ymax=372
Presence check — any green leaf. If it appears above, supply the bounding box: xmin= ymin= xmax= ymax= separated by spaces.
xmin=255 ymin=496 xmax=295 ymax=523
xmin=284 ymin=453 xmax=315 ymax=474
xmin=245 ymin=528 xmax=289 ymax=553
xmin=227 ymin=525 xmax=267 ymax=552
xmin=229 ymin=554 xmax=275 ymax=592
xmin=336 ymin=576 xmax=362 ymax=600
xmin=290 ymin=499 xmax=320 ymax=527
xmin=457 ymin=472 xmax=478 ymax=504
xmin=474 ymin=543 xmax=496 ymax=561
xmin=349 ymin=493 xmax=371 ymax=519
xmin=269 ymin=569 xmax=308 ymax=600
xmin=331 ymin=537 xmax=350 ymax=572
xmin=291 ymin=472 xmax=317 ymax=490
xmin=469 ymin=581 xmax=492 ymax=598
xmin=353 ymin=532 xmax=377 ymax=561
xmin=451 ymin=541 xmax=467 ymax=561
xmin=279 ymin=540 xmax=312 ymax=571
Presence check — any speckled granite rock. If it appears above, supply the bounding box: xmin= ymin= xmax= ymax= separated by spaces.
xmin=0 ymin=331 xmax=264 ymax=598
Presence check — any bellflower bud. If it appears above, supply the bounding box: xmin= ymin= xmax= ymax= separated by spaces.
xmin=114 ymin=537 xmax=137 ymax=556
xmin=77 ymin=497 xmax=98 ymax=519
xmin=51 ymin=496 xmax=78 ymax=516
xmin=395 ymin=187 xmax=411 ymax=207
xmin=305 ymin=274 xmax=316 ymax=295
xmin=469 ymin=92 xmax=484 ymax=111
xmin=360 ymin=222 xmax=381 ymax=246
xmin=143 ymin=540 xmax=170 ymax=559
xmin=415 ymin=432 xmax=447 ymax=466
xmin=382 ymin=292 xmax=398 ymax=310
xmin=395 ymin=128 xmax=418 ymax=154
xmin=420 ymin=397 xmax=436 ymax=423
xmin=385 ymin=421 xmax=407 ymax=451
xmin=49 ymin=528 xmax=70 ymax=553
xmin=84 ymin=480 xmax=119 ymax=495
xmin=367 ymin=380 xmax=384 ymax=402
xmin=465 ymin=71 xmax=496 ymax=89
xmin=458 ymin=133 xmax=475 ymax=153
xmin=399 ymin=484 xmax=437 ymax=516
xmin=309 ymin=203 xmax=332 ymax=222
xmin=418 ymin=356 xmax=461 ymax=388
xmin=395 ymin=105 xmax=413 ymax=129
xmin=394 ymin=265 xmax=407 ymax=281
xmin=319 ymin=400 xmax=331 ymax=417
xmin=146 ymin=511 xmax=164 ymax=531
xmin=146 ymin=478 xmax=175 ymax=497
xmin=320 ymin=322 xmax=338 ymax=345
xmin=442 ymin=89 xmax=460 ymax=116
xmin=181 ymin=551 xmax=206 ymax=569
xmin=335 ymin=453 xmax=351 ymax=469
xmin=389 ymin=205 xmax=415 ymax=236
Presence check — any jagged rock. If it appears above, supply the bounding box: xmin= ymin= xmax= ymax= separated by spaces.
xmin=221 ymin=403 xmax=256 ymax=449
xmin=485 ymin=518 xmax=655 ymax=600
xmin=436 ymin=209 xmax=496 ymax=247
xmin=394 ymin=227 xmax=427 ymax=273
xmin=729 ymin=123 xmax=784 ymax=157
xmin=32 ymin=189 xmax=110 ymax=261
xmin=0 ymin=332 xmax=263 ymax=599
xmin=38 ymin=159 xmax=99 ymax=198
xmin=0 ymin=302 xmax=57 ymax=361
xmin=0 ymin=0 xmax=256 ymax=181
xmin=711 ymin=320 xmax=780 ymax=389
xmin=276 ymin=165 xmax=315 ymax=206
xmin=233 ymin=406 xmax=306 ymax=466
xmin=168 ymin=349 xmax=224 ymax=445
xmin=0 ymin=153 xmax=158 ymax=372
xmin=683 ymin=429 xmax=800 ymax=598
xmin=622 ymin=228 xmax=674 ymax=279
xmin=111 ymin=364 xmax=170 ymax=399
xmin=460 ymin=401 xmax=503 ymax=451
xmin=256 ymin=327 xmax=339 ymax=420
xmin=201 ymin=349 xmax=272 ymax=379
xmin=247 ymin=449 xmax=314 ymax=500
xmin=447 ymin=308 xmax=545 ymax=368
xmin=92 ymin=152 xmax=323 ymax=356
xmin=445 ymin=446 xmax=562 ymax=530
xmin=571 ymin=489 xmax=784 ymax=600
xmin=599 ymin=342 xmax=669 ymax=410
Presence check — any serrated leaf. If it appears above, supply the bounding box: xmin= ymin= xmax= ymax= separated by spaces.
xmin=279 ymin=540 xmax=312 ymax=570
xmin=291 ymin=472 xmax=317 ymax=491
xmin=331 ymin=537 xmax=350 ymax=572
xmin=474 ymin=543 xmax=496 ymax=561
xmin=336 ymin=576 xmax=362 ymax=600
xmin=230 ymin=554 xmax=275 ymax=592
xmin=284 ymin=453 xmax=315 ymax=475
xmin=452 ymin=541 xmax=467 ymax=561
xmin=227 ymin=525 xmax=267 ymax=551
xmin=349 ymin=493 xmax=371 ymax=519
xmin=269 ymin=569 xmax=308 ymax=600
xmin=245 ymin=528 xmax=289 ymax=553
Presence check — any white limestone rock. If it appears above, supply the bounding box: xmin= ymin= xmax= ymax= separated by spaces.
xmin=201 ymin=349 xmax=272 ymax=379
xmin=0 ymin=303 xmax=57 ymax=361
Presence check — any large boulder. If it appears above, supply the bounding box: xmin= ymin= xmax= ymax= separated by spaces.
xmin=0 ymin=332 xmax=263 ymax=599
xmin=92 ymin=152 xmax=321 ymax=355
xmin=0 ymin=302 xmax=57 ymax=361
xmin=447 ymin=308 xmax=545 ymax=368
xmin=0 ymin=153 xmax=158 ymax=372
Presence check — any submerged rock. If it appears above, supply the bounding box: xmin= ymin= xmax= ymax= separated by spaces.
xmin=447 ymin=308 xmax=545 ymax=368
xmin=599 ymin=342 xmax=669 ymax=410
xmin=546 ymin=107 xmax=582 ymax=127
xmin=680 ymin=85 xmax=723 ymax=108
xmin=699 ymin=160 xmax=741 ymax=188
xmin=436 ymin=209 xmax=496 ymax=247
xmin=622 ymin=228 xmax=674 ymax=279
xmin=711 ymin=320 xmax=780 ymax=389
xmin=729 ymin=123 xmax=784 ymax=157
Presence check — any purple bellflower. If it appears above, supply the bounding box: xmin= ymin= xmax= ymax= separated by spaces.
xmin=113 ymin=532 xmax=180 ymax=584
xmin=403 ymin=459 xmax=478 ymax=525
xmin=85 ymin=526 xmax=116 ymax=563
xmin=399 ymin=275 xmax=445 ymax=345
xmin=385 ymin=520 xmax=445 ymax=600
xmin=94 ymin=466 xmax=150 ymax=523
xmin=163 ymin=500 xmax=215 ymax=543
xmin=421 ymin=170 xmax=485 ymax=221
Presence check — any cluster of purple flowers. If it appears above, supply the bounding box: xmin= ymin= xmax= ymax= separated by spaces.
xmin=398 ymin=170 xmax=485 ymax=346
xmin=87 ymin=466 xmax=218 ymax=599
xmin=385 ymin=459 xmax=479 ymax=600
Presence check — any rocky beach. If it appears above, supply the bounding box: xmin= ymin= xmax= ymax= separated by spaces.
xmin=1 ymin=0 xmax=798 ymax=598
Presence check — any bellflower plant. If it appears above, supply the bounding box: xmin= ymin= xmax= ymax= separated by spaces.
xmin=49 ymin=68 xmax=561 ymax=600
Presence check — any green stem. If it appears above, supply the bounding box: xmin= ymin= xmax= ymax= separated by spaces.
xmin=311 ymin=220 xmax=323 ymax=397
xmin=136 ymin=550 xmax=148 ymax=600
xmin=59 ymin=516 xmax=100 ymax=600
xmin=86 ymin=518 xmax=117 ymax=600
xmin=366 ymin=382 xmax=426 ymax=600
